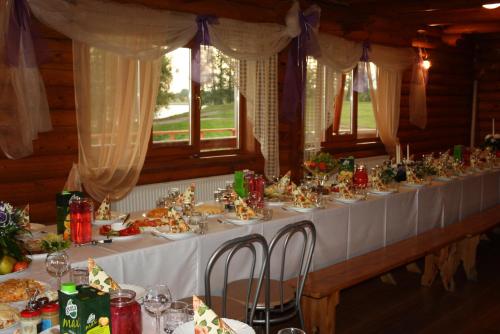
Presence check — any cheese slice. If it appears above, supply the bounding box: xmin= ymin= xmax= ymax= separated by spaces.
xmin=88 ymin=258 xmax=120 ymax=292
xmin=96 ymin=195 xmax=111 ymax=220
xmin=193 ymin=295 xmax=235 ymax=334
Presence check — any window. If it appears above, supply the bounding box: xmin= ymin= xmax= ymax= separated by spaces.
xmin=331 ymin=62 xmax=378 ymax=140
xmin=152 ymin=45 xmax=241 ymax=155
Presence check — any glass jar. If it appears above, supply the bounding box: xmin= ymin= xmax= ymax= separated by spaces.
xmin=69 ymin=196 xmax=93 ymax=244
xmin=110 ymin=289 xmax=142 ymax=334
xmin=20 ymin=309 xmax=42 ymax=334
xmin=353 ymin=165 xmax=369 ymax=189
xmin=41 ymin=303 xmax=59 ymax=331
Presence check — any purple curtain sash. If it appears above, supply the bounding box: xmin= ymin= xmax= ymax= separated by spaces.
xmin=281 ymin=7 xmax=321 ymax=122
xmin=5 ymin=0 xmax=37 ymax=67
xmin=354 ymin=40 xmax=371 ymax=93
xmin=193 ymin=15 xmax=218 ymax=84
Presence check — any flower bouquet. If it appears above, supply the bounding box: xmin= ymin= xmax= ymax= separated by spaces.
xmin=304 ymin=152 xmax=339 ymax=187
xmin=0 ymin=201 xmax=30 ymax=275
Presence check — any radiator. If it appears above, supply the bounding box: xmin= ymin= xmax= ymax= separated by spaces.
xmin=111 ymin=174 xmax=234 ymax=213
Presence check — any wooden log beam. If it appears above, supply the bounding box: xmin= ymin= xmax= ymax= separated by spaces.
xmin=444 ymin=22 xmax=500 ymax=34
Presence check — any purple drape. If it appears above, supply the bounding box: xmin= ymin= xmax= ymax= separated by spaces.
xmin=353 ymin=40 xmax=371 ymax=93
xmin=5 ymin=0 xmax=37 ymax=67
xmin=193 ymin=15 xmax=218 ymax=84
xmin=281 ymin=8 xmax=320 ymax=122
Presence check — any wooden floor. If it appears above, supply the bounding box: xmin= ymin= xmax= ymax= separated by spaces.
xmin=335 ymin=231 xmax=500 ymax=334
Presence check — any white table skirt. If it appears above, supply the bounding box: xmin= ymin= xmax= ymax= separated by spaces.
xmin=2 ymin=170 xmax=499 ymax=334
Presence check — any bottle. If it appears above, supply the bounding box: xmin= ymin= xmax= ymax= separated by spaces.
xmin=110 ymin=289 xmax=142 ymax=334
xmin=20 ymin=309 xmax=42 ymax=334
xmin=41 ymin=303 xmax=59 ymax=331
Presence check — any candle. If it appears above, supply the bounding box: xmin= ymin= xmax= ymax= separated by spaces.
xmin=396 ymin=144 xmax=401 ymax=164
xmin=406 ymin=144 xmax=410 ymax=161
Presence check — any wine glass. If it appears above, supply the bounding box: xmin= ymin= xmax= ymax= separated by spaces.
xmin=164 ymin=300 xmax=188 ymax=334
xmin=45 ymin=251 xmax=70 ymax=289
xmin=143 ymin=284 xmax=172 ymax=334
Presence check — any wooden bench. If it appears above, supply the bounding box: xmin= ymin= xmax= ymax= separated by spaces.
xmin=288 ymin=204 xmax=500 ymax=334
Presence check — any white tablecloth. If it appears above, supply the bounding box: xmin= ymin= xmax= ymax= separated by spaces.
xmin=2 ymin=169 xmax=499 ymax=334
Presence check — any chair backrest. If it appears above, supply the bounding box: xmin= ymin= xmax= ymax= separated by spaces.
xmin=268 ymin=220 xmax=316 ymax=313
xmin=205 ymin=233 xmax=270 ymax=325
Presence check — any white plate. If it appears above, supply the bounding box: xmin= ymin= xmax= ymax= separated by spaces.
xmin=224 ymin=213 xmax=262 ymax=225
xmin=28 ymin=252 xmax=48 ymax=260
xmin=173 ymin=319 xmax=255 ymax=334
xmin=401 ymin=182 xmax=426 ymax=188
xmin=98 ymin=233 xmax=143 ymax=242
xmin=93 ymin=212 xmax=125 ymax=226
xmin=368 ymin=189 xmax=396 ymax=196
xmin=119 ymin=283 xmax=146 ymax=300
xmin=265 ymin=200 xmax=287 ymax=207
xmin=151 ymin=227 xmax=196 ymax=240
xmin=40 ymin=326 xmax=59 ymax=334
xmin=335 ymin=197 xmax=361 ymax=204
xmin=283 ymin=205 xmax=317 ymax=212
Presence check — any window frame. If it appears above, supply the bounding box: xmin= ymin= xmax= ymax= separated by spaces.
xmin=149 ymin=42 xmax=247 ymax=159
xmin=323 ymin=64 xmax=381 ymax=150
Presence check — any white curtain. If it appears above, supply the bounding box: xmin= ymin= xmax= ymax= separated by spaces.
xmin=0 ymin=0 xmax=51 ymax=159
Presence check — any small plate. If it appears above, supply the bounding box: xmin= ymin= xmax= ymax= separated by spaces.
xmin=99 ymin=233 xmax=142 ymax=242
xmin=174 ymin=319 xmax=255 ymax=334
xmin=28 ymin=252 xmax=48 ymax=261
xmin=368 ymin=189 xmax=396 ymax=196
xmin=119 ymin=284 xmax=146 ymax=301
xmin=224 ymin=213 xmax=262 ymax=225
xmin=283 ymin=205 xmax=317 ymax=212
xmin=151 ymin=227 xmax=196 ymax=240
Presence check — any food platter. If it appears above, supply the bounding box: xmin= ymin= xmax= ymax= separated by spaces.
xmin=224 ymin=213 xmax=262 ymax=225
xmin=174 ymin=319 xmax=255 ymax=334
xmin=151 ymin=226 xmax=196 ymax=240
xmin=0 ymin=304 xmax=20 ymax=331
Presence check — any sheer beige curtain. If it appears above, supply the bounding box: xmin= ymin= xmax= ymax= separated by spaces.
xmin=73 ymin=43 xmax=161 ymax=200
xmin=368 ymin=44 xmax=415 ymax=154
xmin=0 ymin=0 xmax=51 ymax=159
xmin=409 ymin=63 xmax=427 ymax=129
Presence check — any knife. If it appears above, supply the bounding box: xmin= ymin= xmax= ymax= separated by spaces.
xmin=76 ymin=239 xmax=113 ymax=247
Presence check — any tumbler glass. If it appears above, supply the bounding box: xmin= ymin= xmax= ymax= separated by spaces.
xmin=69 ymin=196 xmax=93 ymax=245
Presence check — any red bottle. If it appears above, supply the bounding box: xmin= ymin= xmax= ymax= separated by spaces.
xmin=110 ymin=289 xmax=142 ymax=334
xmin=69 ymin=196 xmax=93 ymax=245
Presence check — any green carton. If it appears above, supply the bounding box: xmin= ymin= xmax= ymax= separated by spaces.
xmin=58 ymin=284 xmax=111 ymax=334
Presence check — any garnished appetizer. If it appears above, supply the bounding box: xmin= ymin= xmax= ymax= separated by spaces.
xmin=234 ymin=198 xmax=256 ymax=220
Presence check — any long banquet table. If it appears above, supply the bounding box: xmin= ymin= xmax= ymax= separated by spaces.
xmin=1 ymin=169 xmax=499 ymax=333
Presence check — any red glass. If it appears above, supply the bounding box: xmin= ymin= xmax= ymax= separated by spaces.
xmin=353 ymin=165 xmax=369 ymax=189
xmin=69 ymin=197 xmax=93 ymax=244
xmin=255 ymin=175 xmax=266 ymax=209
xmin=110 ymin=290 xmax=142 ymax=334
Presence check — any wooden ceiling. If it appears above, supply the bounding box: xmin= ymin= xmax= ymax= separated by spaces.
xmin=316 ymin=0 xmax=500 ymax=46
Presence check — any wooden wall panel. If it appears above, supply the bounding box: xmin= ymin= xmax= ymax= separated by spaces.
xmin=0 ymin=1 xmax=478 ymax=223
xmin=475 ymin=33 xmax=500 ymax=145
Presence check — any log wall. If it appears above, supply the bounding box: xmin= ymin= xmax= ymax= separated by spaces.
xmin=0 ymin=1 xmax=476 ymax=223
xmin=475 ymin=33 xmax=500 ymax=145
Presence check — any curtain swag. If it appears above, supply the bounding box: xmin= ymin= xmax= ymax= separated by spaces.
xmin=13 ymin=0 xmax=428 ymax=198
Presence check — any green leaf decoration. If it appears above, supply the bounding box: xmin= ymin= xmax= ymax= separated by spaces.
xmin=104 ymin=277 xmax=111 ymax=285
xmin=217 ymin=329 xmax=223 ymax=334
xmin=207 ymin=326 xmax=212 ymax=332
xmin=93 ymin=279 xmax=101 ymax=285
xmin=198 ymin=306 xmax=208 ymax=316
xmin=199 ymin=320 xmax=207 ymax=327
xmin=92 ymin=267 xmax=100 ymax=276
xmin=212 ymin=318 xmax=220 ymax=326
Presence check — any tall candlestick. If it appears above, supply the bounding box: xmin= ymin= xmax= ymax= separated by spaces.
xmin=396 ymin=144 xmax=401 ymax=164
xmin=406 ymin=144 xmax=410 ymax=161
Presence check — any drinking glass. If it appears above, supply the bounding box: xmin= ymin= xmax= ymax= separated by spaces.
xmin=70 ymin=266 xmax=89 ymax=285
xmin=143 ymin=284 xmax=172 ymax=334
xmin=277 ymin=328 xmax=306 ymax=334
xmin=164 ymin=300 xmax=188 ymax=334
xmin=69 ymin=196 xmax=93 ymax=244
xmin=45 ymin=251 xmax=70 ymax=289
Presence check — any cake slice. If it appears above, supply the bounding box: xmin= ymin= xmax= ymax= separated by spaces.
xmin=193 ymin=295 xmax=235 ymax=334
xmin=88 ymin=258 xmax=120 ymax=292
